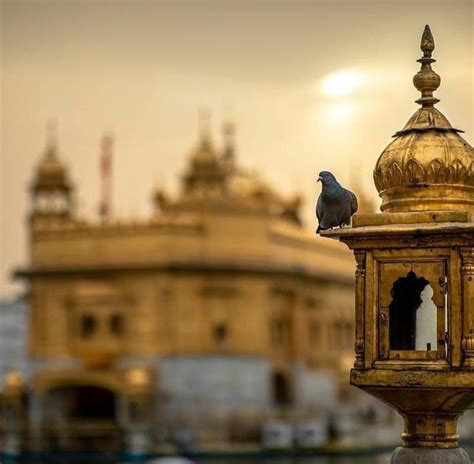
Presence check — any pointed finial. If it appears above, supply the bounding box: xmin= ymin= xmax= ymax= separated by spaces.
xmin=222 ymin=121 xmax=236 ymax=163
xmin=420 ymin=24 xmax=435 ymax=56
xmin=101 ymin=132 xmax=114 ymax=154
xmin=198 ymin=107 xmax=211 ymax=147
xmin=99 ymin=132 xmax=114 ymax=221
xmin=413 ymin=25 xmax=441 ymax=107
xmin=45 ymin=119 xmax=58 ymax=157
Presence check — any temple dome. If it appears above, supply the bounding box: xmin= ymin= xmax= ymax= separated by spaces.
xmin=31 ymin=137 xmax=71 ymax=193
xmin=373 ymin=25 xmax=474 ymax=213
xmin=153 ymin=114 xmax=303 ymax=224
xmin=181 ymin=112 xmax=227 ymax=197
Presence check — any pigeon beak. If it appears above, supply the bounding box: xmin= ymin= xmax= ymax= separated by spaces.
xmin=317 ymin=177 xmax=322 ymax=183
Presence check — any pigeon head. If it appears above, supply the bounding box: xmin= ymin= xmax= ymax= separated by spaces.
xmin=317 ymin=171 xmax=339 ymax=186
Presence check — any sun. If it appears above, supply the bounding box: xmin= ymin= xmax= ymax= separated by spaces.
xmin=320 ymin=69 xmax=363 ymax=98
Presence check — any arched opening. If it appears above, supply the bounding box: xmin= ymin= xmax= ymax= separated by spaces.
xmin=272 ymin=372 xmax=291 ymax=407
xmin=80 ymin=314 xmax=96 ymax=338
xmin=212 ymin=322 xmax=228 ymax=344
xmin=45 ymin=385 xmax=116 ymax=420
xmin=389 ymin=271 xmax=433 ymax=351
xmin=43 ymin=385 xmax=120 ymax=451
xmin=109 ymin=313 xmax=124 ymax=337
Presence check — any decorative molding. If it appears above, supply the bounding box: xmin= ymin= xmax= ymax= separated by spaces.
xmin=375 ymin=158 xmax=473 ymax=192
xmin=354 ymin=251 xmax=366 ymax=369
xmin=460 ymin=248 xmax=474 ymax=278
xmin=461 ymin=248 xmax=474 ymax=368
xmin=354 ymin=251 xmax=366 ymax=273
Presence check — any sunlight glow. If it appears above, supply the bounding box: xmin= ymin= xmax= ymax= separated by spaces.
xmin=324 ymin=102 xmax=353 ymax=121
xmin=320 ymin=69 xmax=364 ymax=98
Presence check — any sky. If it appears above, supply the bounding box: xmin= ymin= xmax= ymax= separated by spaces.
xmin=1 ymin=0 xmax=473 ymax=297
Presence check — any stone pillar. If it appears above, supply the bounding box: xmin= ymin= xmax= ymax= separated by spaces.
xmin=387 ymin=385 xmax=473 ymax=463
xmin=121 ymin=368 xmax=153 ymax=459
xmin=461 ymin=247 xmax=474 ymax=368
xmin=354 ymin=251 xmax=365 ymax=369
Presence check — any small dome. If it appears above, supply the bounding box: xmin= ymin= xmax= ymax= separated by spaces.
xmin=182 ymin=113 xmax=227 ymax=196
xmin=373 ymin=25 xmax=474 ymax=213
xmin=189 ymin=136 xmax=217 ymax=165
xmin=32 ymin=143 xmax=71 ymax=193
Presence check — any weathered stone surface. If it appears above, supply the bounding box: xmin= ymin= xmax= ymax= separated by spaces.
xmin=391 ymin=447 xmax=472 ymax=464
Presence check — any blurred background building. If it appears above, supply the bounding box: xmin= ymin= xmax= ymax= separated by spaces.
xmin=0 ymin=115 xmax=381 ymax=451
xmin=2 ymin=1 xmax=471 ymax=456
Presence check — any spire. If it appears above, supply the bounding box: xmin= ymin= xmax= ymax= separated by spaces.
xmin=198 ymin=107 xmax=212 ymax=150
xmin=413 ymin=25 xmax=441 ymax=108
xmin=45 ymin=119 xmax=58 ymax=158
xmin=99 ymin=132 xmax=114 ymax=221
xmin=394 ymin=25 xmax=462 ymax=136
xmin=222 ymin=121 xmax=235 ymax=163
xmin=30 ymin=120 xmax=74 ymax=223
xmin=189 ymin=107 xmax=216 ymax=163
xmin=373 ymin=24 xmax=473 ymax=214
xmin=183 ymin=109 xmax=227 ymax=196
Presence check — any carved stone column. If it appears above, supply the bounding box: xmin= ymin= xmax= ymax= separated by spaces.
xmin=461 ymin=247 xmax=474 ymax=368
xmin=354 ymin=251 xmax=366 ymax=369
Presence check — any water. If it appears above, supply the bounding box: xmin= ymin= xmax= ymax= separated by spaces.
xmin=2 ymin=453 xmax=390 ymax=464
xmin=189 ymin=457 xmax=392 ymax=464
xmin=0 ymin=455 xmax=392 ymax=464
xmin=11 ymin=448 xmax=474 ymax=464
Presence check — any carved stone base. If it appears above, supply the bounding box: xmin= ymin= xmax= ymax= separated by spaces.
xmin=391 ymin=447 xmax=471 ymax=464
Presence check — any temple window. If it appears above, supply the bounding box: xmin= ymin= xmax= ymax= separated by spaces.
xmin=80 ymin=314 xmax=96 ymax=338
xmin=109 ymin=313 xmax=124 ymax=337
xmin=389 ymin=271 xmax=442 ymax=352
xmin=212 ymin=323 xmax=228 ymax=344
xmin=272 ymin=371 xmax=291 ymax=406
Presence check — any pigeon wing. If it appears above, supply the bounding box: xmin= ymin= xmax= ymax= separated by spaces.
xmin=316 ymin=194 xmax=324 ymax=224
xmin=349 ymin=190 xmax=358 ymax=215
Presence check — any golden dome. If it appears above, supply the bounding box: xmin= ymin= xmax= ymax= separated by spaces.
xmin=182 ymin=111 xmax=227 ymax=196
xmin=189 ymin=109 xmax=218 ymax=165
xmin=31 ymin=133 xmax=71 ymax=193
xmin=373 ymin=25 xmax=474 ymax=213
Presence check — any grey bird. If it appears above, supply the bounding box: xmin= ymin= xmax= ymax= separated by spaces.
xmin=316 ymin=171 xmax=358 ymax=234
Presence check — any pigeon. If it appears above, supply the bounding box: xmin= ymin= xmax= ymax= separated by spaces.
xmin=316 ymin=171 xmax=358 ymax=234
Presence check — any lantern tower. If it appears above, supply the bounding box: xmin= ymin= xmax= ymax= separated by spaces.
xmin=322 ymin=25 xmax=474 ymax=463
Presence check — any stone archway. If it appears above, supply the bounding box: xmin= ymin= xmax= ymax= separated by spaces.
xmin=42 ymin=384 xmax=121 ymax=452
xmin=45 ymin=385 xmax=116 ymax=421
xmin=272 ymin=371 xmax=291 ymax=407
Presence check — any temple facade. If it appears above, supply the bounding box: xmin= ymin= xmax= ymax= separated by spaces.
xmin=8 ymin=117 xmax=362 ymax=448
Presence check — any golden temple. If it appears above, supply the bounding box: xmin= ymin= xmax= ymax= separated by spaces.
xmin=6 ymin=114 xmax=363 ymax=450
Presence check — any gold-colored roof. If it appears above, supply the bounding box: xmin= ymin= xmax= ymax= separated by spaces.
xmin=155 ymin=113 xmax=303 ymax=224
xmin=182 ymin=112 xmax=227 ymax=196
xmin=373 ymin=25 xmax=473 ymax=213
xmin=31 ymin=131 xmax=71 ymax=193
